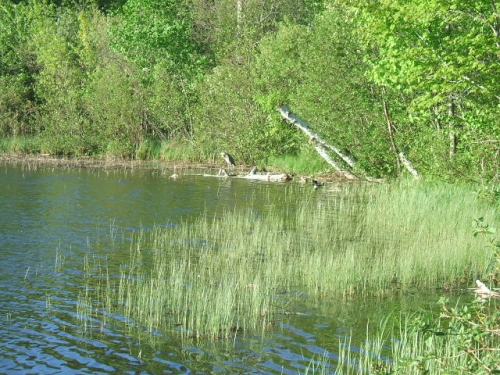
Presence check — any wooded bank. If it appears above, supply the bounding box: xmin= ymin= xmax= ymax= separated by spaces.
xmin=0 ymin=0 xmax=498 ymax=182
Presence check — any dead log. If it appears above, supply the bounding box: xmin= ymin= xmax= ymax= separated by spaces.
xmin=278 ymin=104 xmax=357 ymax=179
xmin=398 ymin=152 xmax=420 ymax=179
xmin=279 ymin=104 xmax=420 ymax=180
xmin=242 ymin=172 xmax=292 ymax=182
xmin=206 ymin=168 xmax=292 ymax=182
xmin=381 ymin=90 xmax=420 ymax=179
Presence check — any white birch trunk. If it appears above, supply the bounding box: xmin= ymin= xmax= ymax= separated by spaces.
xmin=278 ymin=104 xmax=356 ymax=178
xmin=398 ymin=152 xmax=420 ymax=179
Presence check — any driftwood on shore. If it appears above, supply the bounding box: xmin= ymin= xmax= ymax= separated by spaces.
xmin=203 ymin=168 xmax=293 ymax=182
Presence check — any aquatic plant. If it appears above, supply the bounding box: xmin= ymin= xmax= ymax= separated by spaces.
xmin=79 ymin=181 xmax=498 ymax=342
xmin=334 ymin=296 xmax=500 ymax=374
xmin=333 ymin=217 xmax=500 ymax=375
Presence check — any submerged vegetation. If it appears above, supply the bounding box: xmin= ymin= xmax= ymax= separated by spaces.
xmin=77 ymin=180 xmax=498 ymax=367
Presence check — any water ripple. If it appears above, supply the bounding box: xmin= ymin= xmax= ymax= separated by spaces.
xmin=0 ymin=165 xmax=438 ymax=374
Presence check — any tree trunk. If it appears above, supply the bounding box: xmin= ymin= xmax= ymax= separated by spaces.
xmin=448 ymin=99 xmax=457 ymax=156
xmin=278 ymin=104 xmax=356 ymax=179
xmin=278 ymin=103 xmax=420 ymax=180
xmin=381 ymin=89 xmax=401 ymax=171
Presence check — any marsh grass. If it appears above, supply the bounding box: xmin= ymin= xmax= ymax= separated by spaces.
xmin=111 ymin=212 xmax=287 ymax=340
xmin=285 ymin=181 xmax=496 ymax=297
xmin=333 ymin=227 xmax=500 ymax=375
xmin=81 ymin=181 xmax=498 ymax=341
xmin=333 ymin=300 xmax=500 ymax=374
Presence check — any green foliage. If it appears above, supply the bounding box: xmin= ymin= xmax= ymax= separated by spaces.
xmin=194 ymin=59 xmax=299 ymax=164
xmin=144 ymin=63 xmax=195 ymax=140
xmin=0 ymin=76 xmax=34 ymax=137
xmin=190 ymin=0 xmax=325 ymax=164
xmin=363 ymin=0 xmax=500 ymax=109
xmin=110 ymin=0 xmax=206 ymax=78
xmin=108 ymin=0 xmax=215 ymax=148
xmin=20 ymin=1 xmax=88 ymax=154
xmin=255 ymin=6 xmax=394 ymax=177
xmin=0 ymin=1 xmax=38 ymax=137
xmin=476 ymin=186 xmax=500 ymax=210
xmin=360 ymin=0 xmax=500 ymax=180
xmin=188 ymin=0 xmax=324 ymax=65
xmin=0 ymin=0 xmax=499 ymax=179
xmin=27 ymin=2 xmax=82 ymax=101
xmin=0 ymin=0 xmax=26 ymax=76
xmin=254 ymin=22 xmax=308 ymax=104
xmin=83 ymin=58 xmax=144 ymax=157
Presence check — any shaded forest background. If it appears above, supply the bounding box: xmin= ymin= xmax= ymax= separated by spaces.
xmin=0 ymin=0 xmax=499 ymax=181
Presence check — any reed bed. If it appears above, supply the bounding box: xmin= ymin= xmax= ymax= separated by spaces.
xmin=287 ymin=181 xmax=496 ymax=297
xmin=333 ymin=300 xmax=500 ymax=374
xmin=81 ymin=180 xmax=498 ymax=341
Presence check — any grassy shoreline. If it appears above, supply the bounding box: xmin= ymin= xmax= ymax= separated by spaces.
xmin=0 ymin=149 xmax=354 ymax=184
xmin=0 ymin=152 xmax=210 ymax=170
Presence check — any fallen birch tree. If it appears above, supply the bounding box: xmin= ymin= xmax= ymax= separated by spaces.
xmin=278 ymin=104 xmax=420 ymax=179
xmin=278 ymin=104 xmax=357 ymax=179
xmin=398 ymin=152 xmax=420 ymax=179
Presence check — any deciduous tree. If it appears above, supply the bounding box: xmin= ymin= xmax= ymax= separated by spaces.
xmin=360 ymin=0 xmax=500 ymax=179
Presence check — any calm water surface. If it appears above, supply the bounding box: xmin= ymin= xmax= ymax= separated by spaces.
xmin=0 ymin=163 xmax=441 ymax=374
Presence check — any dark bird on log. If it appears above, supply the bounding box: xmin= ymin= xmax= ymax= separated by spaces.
xmin=220 ymin=152 xmax=236 ymax=168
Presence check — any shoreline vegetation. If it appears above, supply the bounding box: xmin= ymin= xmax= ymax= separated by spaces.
xmin=1 ymin=1 xmax=499 ymax=183
xmin=0 ymin=150 xmax=352 ymax=184
xmin=0 ymin=152 xmax=208 ymax=170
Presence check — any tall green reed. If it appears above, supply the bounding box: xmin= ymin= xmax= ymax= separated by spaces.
xmin=81 ymin=180 xmax=498 ymax=339
xmin=334 ymin=298 xmax=500 ymax=374
xmin=293 ymin=181 xmax=497 ymax=296
xmin=333 ymin=214 xmax=500 ymax=375
xmin=112 ymin=211 xmax=286 ymax=339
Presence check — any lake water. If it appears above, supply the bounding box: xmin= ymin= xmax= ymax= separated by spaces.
xmin=0 ymin=162 xmax=443 ymax=374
